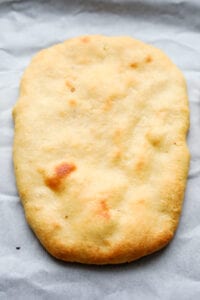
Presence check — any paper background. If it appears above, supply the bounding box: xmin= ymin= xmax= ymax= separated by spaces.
xmin=0 ymin=0 xmax=200 ymax=299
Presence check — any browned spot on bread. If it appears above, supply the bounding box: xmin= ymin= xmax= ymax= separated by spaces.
xmin=104 ymin=99 xmax=112 ymax=111
xmin=146 ymin=131 xmax=163 ymax=147
xmin=130 ymin=62 xmax=138 ymax=68
xmin=114 ymin=128 xmax=122 ymax=137
xmin=145 ymin=55 xmax=153 ymax=63
xmin=45 ymin=162 xmax=76 ymax=191
xmin=55 ymin=162 xmax=76 ymax=177
xmin=34 ymin=205 xmax=42 ymax=212
xmin=52 ymin=222 xmax=62 ymax=230
xmin=113 ymin=128 xmax=123 ymax=145
xmin=66 ymin=80 xmax=75 ymax=92
xmin=103 ymin=239 xmax=111 ymax=246
xmin=134 ymin=155 xmax=147 ymax=174
xmin=69 ymin=99 xmax=77 ymax=106
xmin=97 ymin=200 xmax=110 ymax=219
xmin=112 ymin=150 xmax=122 ymax=161
xmin=81 ymin=36 xmax=90 ymax=43
xmin=137 ymin=199 xmax=145 ymax=205
xmin=59 ymin=111 xmax=67 ymax=118
xmin=156 ymin=108 xmax=169 ymax=121
xmin=132 ymin=199 xmax=147 ymax=215
xmin=126 ymin=77 xmax=136 ymax=88
xmin=103 ymin=95 xmax=115 ymax=111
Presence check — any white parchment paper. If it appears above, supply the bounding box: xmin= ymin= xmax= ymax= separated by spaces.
xmin=0 ymin=0 xmax=200 ymax=299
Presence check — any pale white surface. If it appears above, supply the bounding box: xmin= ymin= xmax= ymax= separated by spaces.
xmin=0 ymin=0 xmax=200 ymax=299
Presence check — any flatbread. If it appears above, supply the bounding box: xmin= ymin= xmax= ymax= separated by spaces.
xmin=13 ymin=35 xmax=190 ymax=264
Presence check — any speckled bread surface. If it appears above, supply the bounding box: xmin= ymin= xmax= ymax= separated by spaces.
xmin=13 ymin=35 xmax=190 ymax=264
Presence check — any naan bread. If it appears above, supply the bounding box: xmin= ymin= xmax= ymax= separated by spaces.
xmin=13 ymin=35 xmax=190 ymax=264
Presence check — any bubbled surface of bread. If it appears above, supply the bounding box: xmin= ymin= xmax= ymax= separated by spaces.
xmin=13 ymin=35 xmax=190 ymax=264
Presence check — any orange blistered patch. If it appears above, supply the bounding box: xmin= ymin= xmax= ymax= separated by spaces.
xmin=45 ymin=162 xmax=76 ymax=191
xmin=81 ymin=36 xmax=90 ymax=43
xmin=133 ymin=199 xmax=147 ymax=214
xmin=97 ymin=200 xmax=110 ymax=219
xmin=112 ymin=149 xmax=122 ymax=161
xmin=103 ymin=96 xmax=113 ymax=111
xmin=145 ymin=55 xmax=153 ymax=63
xmin=103 ymin=94 xmax=119 ymax=111
xmin=134 ymin=156 xmax=146 ymax=173
xmin=55 ymin=162 xmax=76 ymax=177
xmin=146 ymin=131 xmax=162 ymax=147
xmin=130 ymin=62 xmax=138 ymax=68
xmin=137 ymin=199 xmax=145 ymax=205
xmin=69 ymin=99 xmax=77 ymax=106
xmin=113 ymin=128 xmax=123 ymax=145
xmin=65 ymin=80 xmax=75 ymax=92
xmin=52 ymin=222 xmax=62 ymax=230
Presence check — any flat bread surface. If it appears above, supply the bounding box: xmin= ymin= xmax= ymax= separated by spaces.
xmin=13 ymin=35 xmax=190 ymax=264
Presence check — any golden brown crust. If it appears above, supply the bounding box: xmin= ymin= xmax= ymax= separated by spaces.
xmin=13 ymin=35 xmax=190 ymax=264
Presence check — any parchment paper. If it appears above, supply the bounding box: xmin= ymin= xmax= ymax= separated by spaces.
xmin=0 ymin=0 xmax=200 ymax=299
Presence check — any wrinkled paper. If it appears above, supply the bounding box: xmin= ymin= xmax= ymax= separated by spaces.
xmin=0 ymin=0 xmax=200 ymax=299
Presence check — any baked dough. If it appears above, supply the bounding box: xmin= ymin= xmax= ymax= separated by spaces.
xmin=13 ymin=35 xmax=190 ymax=264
